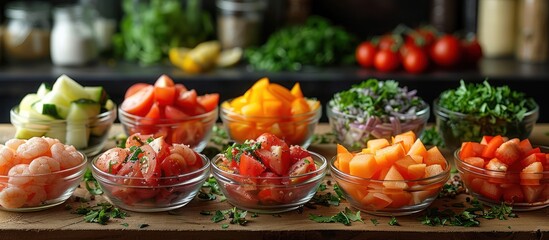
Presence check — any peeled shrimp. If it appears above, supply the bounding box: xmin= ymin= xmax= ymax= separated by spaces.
xmin=171 ymin=144 xmax=197 ymax=166
xmin=29 ymin=156 xmax=61 ymax=175
xmin=22 ymin=185 xmax=47 ymax=207
xmin=42 ymin=137 xmax=61 ymax=148
xmin=4 ymin=139 xmax=25 ymax=151
xmin=0 ymin=145 xmax=17 ymax=175
xmin=50 ymin=143 xmax=83 ymax=170
xmin=0 ymin=186 xmax=27 ymax=209
xmin=7 ymin=164 xmax=32 ymax=186
xmin=16 ymin=137 xmax=49 ymax=164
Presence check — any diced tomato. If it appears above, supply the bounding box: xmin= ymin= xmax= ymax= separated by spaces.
xmin=142 ymin=102 xmax=162 ymax=123
xmin=520 ymin=162 xmax=543 ymax=185
xmin=258 ymin=172 xmax=282 ymax=186
xmin=289 ymin=145 xmax=310 ymax=165
xmin=256 ymin=132 xmax=289 ymax=151
xmin=121 ymin=85 xmax=155 ymax=116
xmin=502 ymin=184 xmax=525 ymax=203
xmin=495 ymin=139 xmax=522 ymax=166
xmin=197 ymin=93 xmax=219 ymax=112
xmin=125 ymin=133 xmax=154 ymax=148
xmin=522 ymin=185 xmax=544 ymax=203
xmin=149 ymin=136 xmax=170 ymax=163
xmin=224 ymin=184 xmax=259 ymax=206
xmin=164 ymin=105 xmax=190 ymax=120
xmin=153 ymin=75 xmax=176 ymax=106
xmin=285 ymin=156 xmax=316 ymax=184
xmin=137 ymin=145 xmax=161 ymax=186
xmin=124 ymin=83 xmax=150 ymax=99
xmin=255 ymin=146 xmax=291 ymax=176
xmin=257 ymin=188 xmax=285 ymax=205
xmin=239 ymin=153 xmax=266 ymax=177
xmin=176 ymin=89 xmax=202 ymax=115
xmin=481 ymin=135 xmax=504 ymax=159
xmin=463 ymin=157 xmax=485 ymax=168
xmin=480 ymin=136 xmax=493 ymax=145
xmin=518 ymin=139 xmax=534 ymax=157
xmin=159 ymin=154 xmax=186 ymax=185
xmin=479 ymin=181 xmax=502 ymax=201
xmin=459 ymin=142 xmax=485 ymax=159
xmin=94 ymin=148 xmax=127 ymax=174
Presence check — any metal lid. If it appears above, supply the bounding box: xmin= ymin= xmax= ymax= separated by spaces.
xmin=5 ymin=1 xmax=51 ymax=20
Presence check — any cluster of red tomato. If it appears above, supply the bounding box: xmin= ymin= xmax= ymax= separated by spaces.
xmin=355 ymin=27 xmax=483 ymax=74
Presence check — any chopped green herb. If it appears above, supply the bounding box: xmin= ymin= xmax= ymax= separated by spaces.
xmin=309 ymin=207 xmax=363 ymax=226
xmin=200 ymin=177 xmax=223 ymax=201
xmin=311 ymin=132 xmax=337 ymax=144
xmin=210 ymin=207 xmax=249 ymax=227
xmin=211 ymin=210 xmax=226 ymax=223
xmin=224 ymin=141 xmax=261 ymax=162
xmin=420 ymin=127 xmax=445 ymax=148
xmin=121 ymin=223 xmax=129 ymax=227
xmin=128 ymin=146 xmax=144 ymax=162
xmin=251 ymin=213 xmax=259 ymax=218
xmin=333 ymin=184 xmax=346 ymax=200
xmin=318 ymin=183 xmax=327 ymax=192
xmin=419 ymin=200 xmax=517 ymax=227
xmin=222 ymin=224 xmax=229 ymax=229
xmin=370 ymin=219 xmax=379 ymax=226
xmin=73 ymin=203 xmax=127 ymax=225
xmin=388 ymin=216 xmax=400 ymax=226
xmin=83 ymin=168 xmax=103 ymax=195
xmin=438 ymin=175 xmax=466 ymax=199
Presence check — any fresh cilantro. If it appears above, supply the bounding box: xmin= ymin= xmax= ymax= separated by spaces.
xmin=199 ymin=177 xmax=223 ymax=201
xmin=202 ymin=126 xmax=231 ymax=159
xmin=388 ymin=216 xmax=399 ymax=226
xmin=128 ymin=146 xmax=144 ymax=162
xmin=212 ymin=210 xmax=226 ymax=223
xmin=309 ymin=207 xmax=363 ymax=226
xmin=83 ymin=168 xmax=103 ymax=195
xmin=419 ymin=200 xmax=517 ymax=227
xmin=370 ymin=218 xmax=379 ymax=226
xmin=210 ymin=207 xmax=248 ymax=227
xmin=318 ymin=183 xmax=327 ymax=192
xmin=222 ymin=224 xmax=229 ymax=229
xmin=438 ymin=175 xmax=466 ymax=199
xmin=110 ymin=133 xmax=127 ymax=148
xmin=420 ymin=127 xmax=445 ymax=148
xmin=73 ymin=203 xmax=127 ymax=225
xmin=306 ymin=183 xmax=343 ymax=208
xmin=311 ymin=132 xmax=337 ymax=144
xmin=121 ymin=223 xmax=129 ymax=227
xmin=333 ymin=184 xmax=346 ymax=200
xmin=224 ymin=141 xmax=261 ymax=162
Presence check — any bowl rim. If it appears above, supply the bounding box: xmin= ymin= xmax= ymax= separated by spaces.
xmin=433 ymin=98 xmax=540 ymax=121
xmin=329 ymin=155 xmax=451 ymax=184
xmin=454 ymin=148 xmax=549 ymax=174
xmin=326 ymin=99 xmax=430 ymax=121
xmin=10 ymin=105 xmax=117 ymax=124
xmin=118 ymin=105 xmax=219 ymax=123
xmin=210 ymin=150 xmax=327 ymax=182
xmin=91 ymin=152 xmax=211 ymax=184
xmin=0 ymin=151 xmax=87 ymax=178
xmin=220 ymin=99 xmax=322 ymax=120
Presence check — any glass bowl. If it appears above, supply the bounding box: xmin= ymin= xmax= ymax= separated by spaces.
xmin=434 ymin=99 xmax=539 ymax=150
xmin=326 ymin=101 xmax=430 ymax=151
xmin=118 ymin=106 xmax=218 ymax=152
xmin=10 ymin=105 xmax=116 ymax=157
xmin=455 ymin=149 xmax=548 ymax=211
xmin=0 ymin=146 xmax=87 ymax=212
xmin=329 ymin=156 xmax=450 ymax=216
xmin=220 ymin=100 xmax=321 ymax=148
xmin=91 ymin=153 xmax=210 ymax=212
xmin=211 ymin=151 xmax=327 ymax=213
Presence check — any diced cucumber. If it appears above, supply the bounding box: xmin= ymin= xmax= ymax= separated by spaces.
xmin=32 ymin=102 xmax=62 ymax=119
xmin=65 ymin=99 xmax=101 ymax=149
xmin=52 ymin=74 xmax=90 ymax=102
xmin=19 ymin=94 xmax=41 ymax=111
xmin=41 ymin=91 xmax=71 ymax=118
xmin=13 ymin=109 xmax=55 ymax=139
xmin=36 ymin=82 xmax=52 ymax=98
xmin=44 ymin=124 xmax=67 ymax=143
xmin=84 ymin=86 xmax=108 ymax=105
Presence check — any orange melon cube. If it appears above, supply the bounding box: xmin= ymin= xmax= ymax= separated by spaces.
xmin=425 ymin=146 xmax=447 ymax=169
xmin=409 ymin=190 xmax=435 ymax=205
xmin=262 ymin=100 xmax=284 ymax=117
xmin=407 ymin=138 xmax=428 ymax=158
xmin=367 ymin=138 xmax=390 ymax=153
xmin=386 ymin=191 xmax=413 ymax=208
xmin=349 ymin=153 xmax=378 ymax=179
xmin=394 ymin=155 xmax=417 ymax=178
xmin=375 ymin=144 xmax=406 ymax=169
xmin=361 ymin=148 xmax=372 ymax=154
xmin=374 ymin=166 xmax=390 ymax=180
xmin=407 ymin=163 xmax=427 ymax=180
xmin=393 ymin=131 xmax=416 ymax=152
xmin=383 ymin=166 xmax=408 ymax=190
xmin=336 ymin=144 xmax=353 ymax=174
xmin=361 ymin=192 xmax=393 ymax=210
xmin=290 ymin=82 xmax=304 ymax=98
xmin=424 ymin=164 xmax=444 ymax=178
xmin=467 ymin=177 xmax=484 ymax=194
xmin=409 ymin=154 xmax=424 ymax=164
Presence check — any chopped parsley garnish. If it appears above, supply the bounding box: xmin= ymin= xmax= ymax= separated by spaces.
xmin=83 ymin=168 xmax=103 ymax=195
xmin=306 ymin=183 xmax=343 ymax=208
xmin=420 ymin=127 xmax=445 ymax=148
xmin=73 ymin=203 xmax=127 ymax=225
xmin=199 ymin=177 xmax=223 ymax=201
xmin=128 ymin=146 xmax=144 ymax=162
xmin=388 ymin=216 xmax=400 ymax=226
xmin=419 ymin=199 xmax=517 ymax=227
xmin=309 ymin=207 xmax=363 ymax=226
xmin=438 ymin=175 xmax=466 ymax=199
xmin=370 ymin=218 xmax=379 ymax=226
xmin=224 ymin=141 xmax=261 ymax=162
xmin=209 ymin=207 xmax=249 ymax=228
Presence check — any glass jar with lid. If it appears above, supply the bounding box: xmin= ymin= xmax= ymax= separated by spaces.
xmin=2 ymin=1 xmax=51 ymax=63
xmin=216 ymin=0 xmax=267 ymax=49
xmin=50 ymin=4 xmax=98 ymax=66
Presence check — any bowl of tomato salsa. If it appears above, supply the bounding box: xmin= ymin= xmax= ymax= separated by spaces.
xmin=455 ymin=136 xmax=549 ymax=211
xmin=211 ymin=133 xmax=327 ymax=213
xmin=91 ymin=133 xmax=210 ymax=212
xmin=118 ymin=75 xmax=219 ymax=152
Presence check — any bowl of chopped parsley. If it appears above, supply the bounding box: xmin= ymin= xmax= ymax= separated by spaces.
xmin=327 ymin=79 xmax=430 ymax=151
xmin=434 ymin=80 xmax=539 ymax=150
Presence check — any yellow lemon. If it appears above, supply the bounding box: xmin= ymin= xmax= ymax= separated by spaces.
xmin=216 ymin=47 xmax=243 ymax=68
xmin=168 ymin=47 xmax=190 ymax=67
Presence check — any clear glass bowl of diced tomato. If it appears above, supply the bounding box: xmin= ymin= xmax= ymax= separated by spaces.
xmin=455 ymin=137 xmax=549 ymax=211
xmin=91 ymin=134 xmax=210 ymax=212
xmin=211 ymin=133 xmax=327 ymax=213
xmin=329 ymin=133 xmax=451 ymax=216
xmin=118 ymin=75 xmax=219 ymax=152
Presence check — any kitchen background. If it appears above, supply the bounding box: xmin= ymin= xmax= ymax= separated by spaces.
xmin=0 ymin=0 xmax=548 ymax=123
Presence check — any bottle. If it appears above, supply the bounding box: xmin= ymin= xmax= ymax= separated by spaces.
xmin=2 ymin=1 xmax=51 ymax=63
xmin=50 ymin=5 xmax=97 ymax=66
xmin=216 ymin=0 xmax=267 ymax=49
xmin=430 ymin=0 xmax=458 ymax=33
xmin=477 ymin=0 xmax=517 ymax=58
xmin=516 ymin=0 xmax=549 ymax=63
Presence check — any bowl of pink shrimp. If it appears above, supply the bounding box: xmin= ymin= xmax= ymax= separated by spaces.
xmin=91 ymin=133 xmax=210 ymax=212
xmin=0 ymin=137 xmax=87 ymax=212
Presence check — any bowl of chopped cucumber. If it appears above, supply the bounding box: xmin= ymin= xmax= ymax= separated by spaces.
xmin=327 ymin=79 xmax=430 ymax=151
xmin=434 ymin=80 xmax=539 ymax=150
xmin=10 ymin=74 xmax=116 ymax=157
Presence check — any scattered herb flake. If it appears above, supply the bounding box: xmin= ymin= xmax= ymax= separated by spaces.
xmin=222 ymin=224 xmax=229 ymax=229
xmin=73 ymin=203 xmax=127 ymax=225
xmin=420 ymin=127 xmax=445 ymax=148
xmin=121 ymin=223 xmax=129 ymax=227
xmin=139 ymin=224 xmax=149 ymax=229
xmin=388 ymin=217 xmax=400 ymax=226
xmin=370 ymin=218 xmax=379 ymax=226
xmin=212 ymin=210 xmax=226 ymax=223
xmin=309 ymin=207 xmax=363 ymax=226
xmin=83 ymin=168 xmax=103 ymax=195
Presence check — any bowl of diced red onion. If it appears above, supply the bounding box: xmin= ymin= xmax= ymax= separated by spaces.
xmin=326 ymin=79 xmax=430 ymax=151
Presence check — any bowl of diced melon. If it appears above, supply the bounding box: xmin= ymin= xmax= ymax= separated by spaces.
xmin=455 ymin=136 xmax=549 ymax=211
xmin=220 ymin=77 xmax=321 ymax=148
xmin=330 ymin=131 xmax=451 ymax=216
xmin=10 ymin=75 xmax=116 ymax=157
